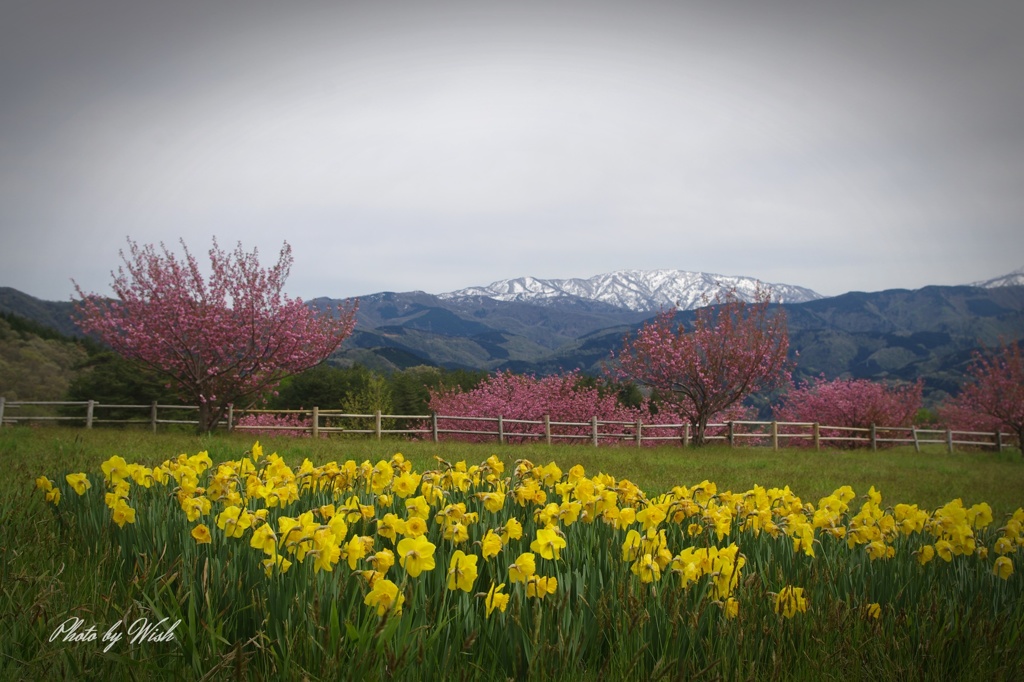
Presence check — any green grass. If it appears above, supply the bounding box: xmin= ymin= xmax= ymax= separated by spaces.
xmin=2 ymin=426 xmax=1023 ymax=681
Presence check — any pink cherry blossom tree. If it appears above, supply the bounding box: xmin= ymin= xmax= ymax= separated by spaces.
xmin=428 ymin=370 xmax=646 ymax=444
xmin=610 ymin=289 xmax=791 ymax=446
xmin=773 ymin=376 xmax=923 ymax=447
xmin=73 ymin=238 xmax=357 ymax=432
xmin=939 ymin=341 xmax=1024 ymax=452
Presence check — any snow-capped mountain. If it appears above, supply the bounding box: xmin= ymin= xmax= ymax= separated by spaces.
xmin=970 ymin=267 xmax=1024 ymax=288
xmin=439 ymin=269 xmax=824 ymax=313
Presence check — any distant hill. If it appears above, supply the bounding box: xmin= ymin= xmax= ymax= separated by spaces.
xmin=4 ymin=274 xmax=1024 ymax=405
xmin=498 ymin=285 xmax=1024 ymax=403
xmin=0 ymin=287 xmax=79 ymax=338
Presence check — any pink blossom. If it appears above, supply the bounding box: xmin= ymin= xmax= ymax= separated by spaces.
xmin=938 ymin=341 xmax=1024 ymax=450
xmin=610 ymin=288 xmax=790 ymax=446
xmin=73 ymin=238 xmax=356 ymax=432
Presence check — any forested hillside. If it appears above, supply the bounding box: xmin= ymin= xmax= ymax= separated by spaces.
xmin=3 ymin=284 xmax=1023 ymax=408
xmin=0 ymin=313 xmax=89 ymax=401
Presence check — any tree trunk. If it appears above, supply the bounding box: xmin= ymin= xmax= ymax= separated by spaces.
xmin=197 ymin=402 xmax=220 ymax=434
xmin=692 ymin=417 xmax=709 ymax=447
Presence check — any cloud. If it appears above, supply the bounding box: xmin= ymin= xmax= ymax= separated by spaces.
xmin=2 ymin=0 xmax=1023 ymax=301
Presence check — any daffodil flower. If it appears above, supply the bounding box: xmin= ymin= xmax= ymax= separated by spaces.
xmin=447 ymin=550 xmax=479 ymax=592
xmin=397 ymin=536 xmax=436 ymax=577
xmin=192 ymin=524 xmax=212 ymax=544
xmin=508 ymin=552 xmax=536 ymax=583
xmin=65 ymin=473 xmax=91 ymax=496
xmin=485 ymin=583 xmax=509 ymax=618
xmin=364 ymin=579 xmax=404 ymax=616
xmin=773 ymin=586 xmax=808 ymax=619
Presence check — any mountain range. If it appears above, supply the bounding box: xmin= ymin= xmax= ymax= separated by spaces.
xmin=3 ymin=268 xmax=1024 ymax=404
xmin=439 ymin=269 xmax=823 ymax=312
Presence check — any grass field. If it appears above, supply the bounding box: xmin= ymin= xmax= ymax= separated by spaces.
xmin=2 ymin=426 xmax=1023 ymax=680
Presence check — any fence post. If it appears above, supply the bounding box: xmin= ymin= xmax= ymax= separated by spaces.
xmin=86 ymin=400 xmax=95 ymax=429
xmin=946 ymin=428 xmax=954 ymax=454
xmin=870 ymin=424 xmax=877 ymax=452
xmin=591 ymin=416 xmax=598 ymax=447
xmin=912 ymin=426 xmax=921 ymax=453
xmin=995 ymin=430 xmax=1003 ymax=453
xmin=432 ymin=413 xmax=439 ymax=443
xmin=150 ymin=401 xmax=158 ymax=434
xmin=312 ymin=406 xmax=319 ymax=439
xmin=497 ymin=415 xmax=504 ymax=445
xmin=0 ymin=397 xmax=4 ymax=428
xmin=681 ymin=422 xmax=689 ymax=448
xmin=771 ymin=421 xmax=778 ymax=451
xmin=375 ymin=410 xmax=382 ymax=440
xmin=813 ymin=422 xmax=820 ymax=451
xmin=544 ymin=414 xmax=551 ymax=446
xmin=227 ymin=405 xmax=234 ymax=431
xmin=727 ymin=421 xmax=734 ymax=448
xmin=635 ymin=419 xmax=642 ymax=447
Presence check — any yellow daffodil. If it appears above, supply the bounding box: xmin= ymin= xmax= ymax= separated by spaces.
xmin=263 ymin=554 xmax=292 ymax=577
xmin=622 ymin=529 xmax=642 ymax=562
xmin=526 ymin=575 xmax=557 ymax=599
xmin=530 ymin=527 xmax=566 ymax=561
xmin=508 ymin=552 xmax=536 ymax=583
xmin=216 ymin=505 xmax=253 ymax=539
xmin=364 ymin=578 xmax=404 ymax=616
xmin=192 ymin=524 xmax=212 ymax=544
xmin=635 ymin=503 xmax=667 ymax=532
xmin=631 ymin=553 xmax=661 ymax=583
xmin=485 ymin=583 xmax=509 ymax=618
xmin=994 ymin=556 xmax=1014 ymax=580
xmin=994 ymin=536 xmax=1014 ymax=555
xmin=968 ymin=502 xmax=993 ymax=529
xmin=865 ymin=603 xmax=882 ymax=620
xmin=369 ymin=549 xmax=395 ymax=575
xmin=250 ymin=523 xmax=278 ymax=555
xmin=392 ymin=472 xmax=421 ymax=499
xmin=111 ymin=500 xmax=136 ymax=528
xmin=403 ymin=516 xmax=428 ymax=538
xmin=345 ymin=534 xmax=366 ymax=571
xmin=101 ymin=455 xmax=130 ymax=484
xmin=477 ymin=490 xmax=506 ymax=514
xmin=181 ymin=495 xmax=211 ymax=522
xmin=65 ymin=473 xmax=91 ymax=496
xmin=500 ymin=518 xmax=523 ymax=542
xmin=481 ymin=529 xmax=503 ymax=560
xmin=773 ymin=586 xmax=808 ymax=619
xmin=397 ymin=536 xmax=436 ymax=577
xmin=405 ymin=496 xmax=430 ymax=520
xmin=447 ymin=550 xmax=479 ymax=592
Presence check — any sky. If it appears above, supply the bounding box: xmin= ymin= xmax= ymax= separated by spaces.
xmin=2 ymin=0 xmax=1023 ymax=303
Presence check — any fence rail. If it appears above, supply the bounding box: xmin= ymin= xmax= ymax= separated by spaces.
xmin=0 ymin=397 xmax=1018 ymax=453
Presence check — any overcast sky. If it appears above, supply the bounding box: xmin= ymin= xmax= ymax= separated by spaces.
xmin=2 ymin=0 xmax=1022 ymax=302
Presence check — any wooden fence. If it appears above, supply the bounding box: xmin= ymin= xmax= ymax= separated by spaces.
xmin=1 ymin=397 xmax=1018 ymax=453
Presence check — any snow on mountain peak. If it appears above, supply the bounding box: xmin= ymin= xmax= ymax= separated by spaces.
xmin=439 ymin=269 xmax=824 ymax=312
xmin=969 ymin=267 xmax=1024 ymax=289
